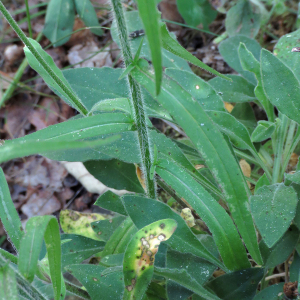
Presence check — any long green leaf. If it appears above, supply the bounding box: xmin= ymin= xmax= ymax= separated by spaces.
xmin=123 ymin=219 xmax=177 ymax=300
xmin=0 ymin=261 xmax=18 ymax=300
xmin=24 ymin=39 xmax=87 ymax=115
xmin=0 ymin=168 xmax=24 ymax=252
xmin=131 ymin=60 xmax=262 ymax=265
xmin=156 ymin=159 xmax=250 ymax=271
xmin=136 ymin=0 xmax=162 ymax=95
xmin=18 ymin=216 xmax=62 ymax=300
xmin=160 ymin=23 xmax=231 ymax=81
xmin=43 ymin=0 xmax=75 ymax=46
xmin=0 ymin=136 xmax=119 ymax=164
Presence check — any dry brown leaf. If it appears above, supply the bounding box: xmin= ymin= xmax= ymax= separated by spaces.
xmin=239 ymin=159 xmax=251 ymax=188
xmin=224 ymin=102 xmax=234 ymax=113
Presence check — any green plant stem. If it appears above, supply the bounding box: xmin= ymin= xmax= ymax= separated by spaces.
xmin=281 ymin=127 xmax=300 ymax=177
xmin=258 ymin=147 xmax=273 ymax=169
xmin=110 ymin=0 xmax=156 ymax=198
xmin=25 ymin=0 xmax=32 ymax=38
xmin=272 ymin=114 xmax=289 ymax=184
xmin=0 ymin=2 xmax=88 ymax=116
xmin=0 ymin=32 xmax=43 ymax=107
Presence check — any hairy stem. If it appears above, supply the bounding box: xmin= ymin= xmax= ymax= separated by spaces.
xmin=0 ymin=2 xmax=88 ymax=115
xmin=110 ymin=0 xmax=156 ymax=198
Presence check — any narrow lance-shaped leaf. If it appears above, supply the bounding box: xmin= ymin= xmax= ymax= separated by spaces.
xmin=18 ymin=216 xmax=62 ymax=300
xmin=160 ymin=23 xmax=231 ymax=81
xmin=0 ymin=167 xmax=24 ymax=252
xmin=156 ymin=159 xmax=250 ymax=271
xmin=0 ymin=135 xmax=120 ymax=164
xmin=24 ymin=39 xmax=88 ymax=115
xmin=0 ymin=261 xmax=18 ymax=300
xmin=123 ymin=219 xmax=177 ymax=300
xmin=136 ymin=0 xmax=162 ymax=95
xmin=131 ymin=59 xmax=262 ymax=265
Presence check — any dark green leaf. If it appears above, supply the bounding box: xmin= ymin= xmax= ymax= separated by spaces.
xmin=290 ymin=251 xmax=300 ymax=282
xmin=74 ymin=0 xmax=103 ymax=36
xmin=252 ymin=283 xmax=284 ymax=300
xmin=122 ymin=195 xmax=224 ymax=269
xmin=156 ymin=159 xmax=250 ymax=271
xmin=250 ymin=184 xmax=298 ymax=247
xmin=84 ymin=159 xmax=144 ymax=193
xmin=166 ymin=68 xmax=225 ymax=111
xmin=0 ymin=168 xmax=24 ymax=252
xmin=91 ymin=216 xmax=126 ymax=242
xmin=61 ymin=234 xmax=105 ymax=269
xmin=205 ymin=267 xmax=264 ymax=300
xmin=219 ymin=35 xmax=261 ymax=84
xmin=66 ymin=264 xmax=124 ymax=300
xmin=260 ymin=225 xmax=300 ymax=269
xmin=209 ymin=74 xmax=256 ymax=103
xmin=251 ymin=121 xmax=276 ymax=142
xmin=43 ymin=0 xmax=75 ymax=46
xmin=154 ymin=267 xmax=221 ymax=300
xmin=176 ymin=0 xmax=217 ymax=28
xmin=225 ymin=0 xmax=261 ymax=38
xmin=131 ymin=61 xmax=262 ymax=265
xmin=160 ymin=23 xmax=231 ymax=81
xmin=261 ymin=48 xmax=300 ymax=124
xmin=94 ymin=191 xmax=127 ymax=215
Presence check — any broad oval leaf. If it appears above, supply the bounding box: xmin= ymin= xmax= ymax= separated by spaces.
xmin=43 ymin=0 xmax=75 ymax=46
xmin=123 ymin=219 xmax=177 ymax=300
xmin=250 ymin=184 xmax=298 ymax=247
xmin=261 ymin=48 xmax=300 ymax=124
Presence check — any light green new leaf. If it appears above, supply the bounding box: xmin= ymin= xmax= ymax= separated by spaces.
xmin=0 ymin=168 xmax=24 ymax=252
xmin=219 ymin=35 xmax=261 ymax=85
xmin=205 ymin=267 xmax=264 ymax=300
xmin=18 ymin=216 xmax=62 ymax=300
xmin=261 ymin=48 xmax=300 ymax=124
xmin=251 ymin=121 xmax=276 ymax=142
xmin=160 ymin=23 xmax=231 ymax=81
xmin=209 ymin=74 xmax=256 ymax=103
xmin=0 ymin=135 xmax=119 ymax=164
xmin=123 ymin=219 xmax=177 ymax=300
xmin=0 ymin=263 xmax=18 ymax=300
xmin=176 ymin=0 xmax=217 ymax=28
xmin=43 ymin=0 xmax=75 ymax=46
xmin=154 ymin=267 xmax=221 ymax=300
xmin=251 ymin=184 xmax=298 ymax=248
xmin=123 ymin=195 xmax=225 ymax=269
xmin=131 ymin=60 xmax=262 ymax=265
xmin=136 ymin=0 xmax=162 ymax=95
xmin=74 ymin=0 xmax=103 ymax=36
xmin=254 ymin=173 xmax=270 ymax=194
xmin=225 ymin=0 xmax=261 ymax=38
xmin=156 ymin=159 xmax=250 ymax=271
xmin=24 ymin=39 xmax=87 ymax=115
